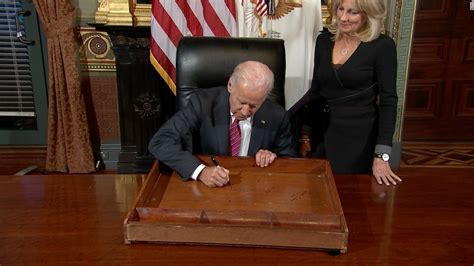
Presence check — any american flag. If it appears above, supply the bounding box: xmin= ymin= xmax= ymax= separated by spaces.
xmin=255 ymin=0 xmax=269 ymax=16
xmin=150 ymin=0 xmax=237 ymax=94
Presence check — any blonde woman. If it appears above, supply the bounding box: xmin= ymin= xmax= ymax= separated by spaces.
xmin=302 ymin=0 xmax=402 ymax=185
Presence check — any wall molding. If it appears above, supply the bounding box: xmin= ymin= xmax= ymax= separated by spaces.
xmin=79 ymin=27 xmax=116 ymax=72
xmin=0 ymin=146 xmax=47 ymax=174
xmin=394 ymin=0 xmax=418 ymax=142
xmin=100 ymin=143 xmax=121 ymax=170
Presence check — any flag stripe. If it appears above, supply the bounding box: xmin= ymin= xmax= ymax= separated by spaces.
xmin=152 ymin=1 xmax=183 ymax=47
xmin=151 ymin=0 xmax=237 ymax=94
xmin=202 ymin=0 xmax=231 ymax=36
xmin=151 ymin=15 xmax=177 ymax=68
xmin=150 ymin=38 xmax=176 ymax=84
xmin=225 ymin=0 xmax=237 ymax=21
xmin=211 ymin=0 xmax=238 ymax=36
xmin=150 ymin=51 xmax=176 ymax=93
xmin=176 ymin=1 xmax=203 ymax=36
xmin=256 ymin=0 xmax=268 ymax=16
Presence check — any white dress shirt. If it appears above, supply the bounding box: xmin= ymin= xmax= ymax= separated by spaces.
xmin=190 ymin=113 xmax=253 ymax=180
xmin=233 ymin=115 xmax=252 ymax=156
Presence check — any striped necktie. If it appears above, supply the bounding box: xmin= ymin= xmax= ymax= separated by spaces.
xmin=229 ymin=119 xmax=241 ymax=156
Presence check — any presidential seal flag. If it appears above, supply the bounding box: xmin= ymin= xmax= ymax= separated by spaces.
xmin=237 ymin=0 xmax=323 ymax=110
xmin=150 ymin=0 xmax=237 ymax=94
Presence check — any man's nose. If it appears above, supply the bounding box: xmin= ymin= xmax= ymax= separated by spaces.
xmin=241 ymin=105 xmax=251 ymax=117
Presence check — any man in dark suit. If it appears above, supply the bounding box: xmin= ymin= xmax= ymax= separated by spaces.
xmin=149 ymin=61 xmax=297 ymax=187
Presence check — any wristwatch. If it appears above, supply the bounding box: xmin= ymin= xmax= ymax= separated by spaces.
xmin=374 ymin=153 xmax=390 ymax=162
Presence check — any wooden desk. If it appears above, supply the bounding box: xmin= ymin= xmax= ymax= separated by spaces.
xmin=124 ymin=157 xmax=347 ymax=251
xmin=0 ymin=167 xmax=473 ymax=264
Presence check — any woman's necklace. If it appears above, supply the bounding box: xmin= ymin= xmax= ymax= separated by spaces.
xmin=340 ymin=37 xmax=359 ymax=56
xmin=341 ymin=47 xmax=349 ymax=56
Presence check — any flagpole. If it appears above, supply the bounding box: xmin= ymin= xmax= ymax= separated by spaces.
xmin=267 ymin=0 xmax=274 ymax=38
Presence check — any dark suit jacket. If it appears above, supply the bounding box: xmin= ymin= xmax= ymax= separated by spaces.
xmin=148 ymin=86 xmax=297 ymax=180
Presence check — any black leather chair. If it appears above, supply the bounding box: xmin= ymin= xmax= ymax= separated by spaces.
xmin=175 ymin=36 xmax=286 ymax=110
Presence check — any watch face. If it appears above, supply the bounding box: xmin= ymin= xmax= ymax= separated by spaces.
xmin=382 ymin=153 xmax=390 ymax=161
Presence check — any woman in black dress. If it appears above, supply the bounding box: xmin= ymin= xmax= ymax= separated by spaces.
xmin=301 ymin=0 xmax=402 ymax=185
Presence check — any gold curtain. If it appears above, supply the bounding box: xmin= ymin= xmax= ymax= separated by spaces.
xmin=33 ymin=0 xmax=95 ymax=173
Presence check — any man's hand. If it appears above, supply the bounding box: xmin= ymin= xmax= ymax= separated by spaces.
xmin=255 ymin=149 xmax=277 ymax=167
xmin=198 ymin=166 xmax=230 ymax=188
xmin=372 ymin=158 xmax=402 ymax=186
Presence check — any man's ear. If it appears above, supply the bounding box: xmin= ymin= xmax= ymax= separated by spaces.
xmin=227 ymin=81 xmax=232 ymax=93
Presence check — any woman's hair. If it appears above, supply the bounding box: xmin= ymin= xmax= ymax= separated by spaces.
xmin=328 ymin=0 xmax=386 ymax=42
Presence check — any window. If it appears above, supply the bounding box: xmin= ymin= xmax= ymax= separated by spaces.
xmin=0 ymin=0 xmax=47 ymax=144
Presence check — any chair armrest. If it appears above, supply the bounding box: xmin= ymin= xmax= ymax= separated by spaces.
xmin=299 ymin=135 xmax=311 ymax=158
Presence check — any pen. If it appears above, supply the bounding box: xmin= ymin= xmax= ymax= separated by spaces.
xmin=210 ymin=156 xmax=231 ymax=185
xmin=211 ymin=156 xmax=220 ymax=167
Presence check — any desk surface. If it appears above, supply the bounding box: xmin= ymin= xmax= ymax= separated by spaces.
xmin=0 ymin=167 xmax=473 ymax=265
xmin=125 ymin=158 xmax=347 ymax=250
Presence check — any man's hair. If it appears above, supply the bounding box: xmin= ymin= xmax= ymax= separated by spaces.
xmin=328 ymin=0 xmax=386 ymax=42
xmin=229 ymin=61 xmax=274 ymax=95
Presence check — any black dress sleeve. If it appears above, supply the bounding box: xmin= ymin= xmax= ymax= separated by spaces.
xmin=374 ymin=35 xmax=398 ymax=147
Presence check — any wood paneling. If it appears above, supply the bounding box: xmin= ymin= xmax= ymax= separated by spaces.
xmin=0 ymin=146 xmax=46 ymax=174
xmin=405 ymin=81 xmax=442 ymax=118
xmin=417 ymin=0 xmax=449 ymax=19
xmin=403 ymin=0 xmax=474 ymax=141
xmin=462 ymin=38 xmax=474 ymax=62
xmin=411 ymin=39 xmax=449 ymax=63
xmin=94 ymin=26 xmax=176 ymax=173
xmin=454 ymin=81 xmax=474 ymax=118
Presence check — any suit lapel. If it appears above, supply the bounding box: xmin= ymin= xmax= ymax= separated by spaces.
xmin=213 ymin=89 xmax=231 ymax=155
xmin=248 ymin=102 xmax=268 ymax=156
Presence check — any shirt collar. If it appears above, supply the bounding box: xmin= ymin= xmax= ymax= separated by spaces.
xmin=230 ymin=111 xmax=252 ymax=123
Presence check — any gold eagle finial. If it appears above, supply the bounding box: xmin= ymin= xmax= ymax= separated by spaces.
xmin=242 ymin=0 xmax=303 ymax=38
xmin=268 ymin=0 xmax=302 ymax=20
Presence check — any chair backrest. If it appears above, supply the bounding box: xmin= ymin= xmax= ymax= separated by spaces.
xmin=176 ymin=36 xmax=286 ymax=110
